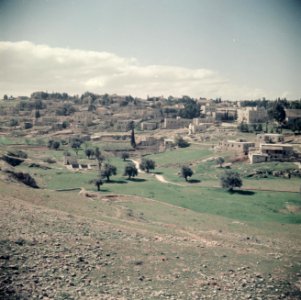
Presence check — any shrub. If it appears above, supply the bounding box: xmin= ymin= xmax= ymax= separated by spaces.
xmin=7 ymin=171 xmax=39 ymax=188
xmin=43 ymin=157 xmax=56 ymax=164
xmin=2 ymin=154 xmax=24 ymax=166
xmin=175 ymin=136 xmax=190 ymax=148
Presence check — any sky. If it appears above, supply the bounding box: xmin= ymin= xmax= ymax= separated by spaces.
xmin=0 ymin=0 xmax=300 ymax=100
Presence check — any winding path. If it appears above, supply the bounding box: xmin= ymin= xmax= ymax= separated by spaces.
xmin=130 ymin=159 xmax=184 ymax=186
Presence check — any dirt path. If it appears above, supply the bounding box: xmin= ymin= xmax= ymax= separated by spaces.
xmin=130 ymin=159 xmax=144 ymax=173
xmin=131 ymin=159 xmax=184 ymax=186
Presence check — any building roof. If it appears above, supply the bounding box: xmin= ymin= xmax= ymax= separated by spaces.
xmin=260 ymin=143 xmax=293 ymax=150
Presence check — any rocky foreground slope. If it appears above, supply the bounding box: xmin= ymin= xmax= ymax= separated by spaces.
xmin=0 ymin=180 xmax=301 ymax=299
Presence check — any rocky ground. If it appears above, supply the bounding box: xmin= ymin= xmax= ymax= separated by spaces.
xmin=0 ymin=183 xmax=301 ymax=299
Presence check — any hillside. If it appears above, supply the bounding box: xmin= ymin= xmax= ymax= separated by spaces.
xmin=1 ymin=180 xmax=301 ymax=299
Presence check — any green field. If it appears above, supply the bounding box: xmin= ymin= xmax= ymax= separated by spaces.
xmin=7 ymin=140 xmax=300 ymax=226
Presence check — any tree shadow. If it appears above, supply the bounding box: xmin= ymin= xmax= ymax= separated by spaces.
xmin=188 ymin=179 xmax=201 ymax=184
xmin=98 ymin=188 xmax=109 ymax=192
xmin=127 ymin=178 xmax=146 ymax=182
xmin=106 ymin=180 xmax=128 ymax=184
xmin=230 ymin=190 xmax=255 ymax=196
xmin=153 ymin=171 xmax=163 ymax=175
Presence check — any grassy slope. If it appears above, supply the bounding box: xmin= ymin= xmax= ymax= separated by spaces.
xmin=3 ymin=140 xmax=301 ymax=225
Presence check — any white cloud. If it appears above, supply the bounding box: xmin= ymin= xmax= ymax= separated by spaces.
xmin=0 ymin=40 xmax=268 ymax=99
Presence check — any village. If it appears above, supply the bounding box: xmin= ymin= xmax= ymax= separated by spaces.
xmin=1 ymin=93 xmax=301 ymax=169
xmin=1 ymin=92 xmax=301 ymax=300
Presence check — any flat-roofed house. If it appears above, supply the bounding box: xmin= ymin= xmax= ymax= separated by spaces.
xmin=218 ymin=139 xmax=255 ymax=155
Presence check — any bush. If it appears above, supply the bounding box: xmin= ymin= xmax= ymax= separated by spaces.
xmin=6 ymin=171 xmax=39 ymax=188
xmin=175 ymin=136 xmax=190 ymax=148
xmin=43 ymin=157 xmax=56 ymax=164
xmin=2 ymin=154 xmax=24 ymax=166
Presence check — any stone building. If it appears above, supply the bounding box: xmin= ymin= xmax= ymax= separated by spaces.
xmin=218 ymin=139 xmax=255 ymax=155
xmin=162 ymin=118 xmax=191 ymax=129
xmin=285 ymin=109 xmax=301 ymax=123
xmin=215 ymin=108 xmax=237 ymax=121
xmin=188 ymin=123 xmax=210 ymax=135
xmin=256 ymin=133 xmax=284 ymax=145
xmin=248 ymin=144 xmax=294 ymax=164
xmin=140 ymin=121 xmax=158 ymax=131
xmin=237 ymin=107 xmax=268 ymax=124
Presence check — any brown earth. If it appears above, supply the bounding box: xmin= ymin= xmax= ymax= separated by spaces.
xmin=0 ymin=180 xmax=301 ymax=300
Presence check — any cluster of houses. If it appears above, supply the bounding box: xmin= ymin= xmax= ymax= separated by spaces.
xmin=218 ymin=133 xmax=299 ymax=164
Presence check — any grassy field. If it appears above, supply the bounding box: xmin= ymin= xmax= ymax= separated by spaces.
xmin=5 ymin=137 xmax=301 ymax=226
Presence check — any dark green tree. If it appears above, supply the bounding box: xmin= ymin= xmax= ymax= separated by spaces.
xmin=175 ymin=136 xmax=190 ymax=148
xmin=71 ymin=140 xmax=82 ymax=156
xmin=180 ymin=166 xmax=193 ymax=181
xmin=101 ymin=163 xmax=117 ymax=182
xmin=220 ymin=170 xmax=242 ymax=192
xmin=179 ymin=98 xmax=200 ymax=119
xmin=85 ymin=148 xmax=95 ymax=159
xmin=216 ymin=157 xmax=225 ymax=168
xmin=129 ymin=121 xmax=136 ymax=149
xmin=268 ymin=102 xmax=286 ymax=124
xmin=121 ymin=152 xmax=129 ymax=161
xmin=124 ymin=163 xmax=138 ymax=179
xmin=48 ymin=139 xmax=60 ymax=150
xmin=95 ymin=147 xmax=105 ymax=170
xmin=139 ymin=158 xmax=156 ymax=173
xmin=95 ymin=178 xmax=103 ymax=191
xmin=238 ymin=122 xmax=249 ymax=132
xmin=9 ymin=118 xmax=18 ymax=127
xmin=35 ymin=110 xmax=41 ymax=119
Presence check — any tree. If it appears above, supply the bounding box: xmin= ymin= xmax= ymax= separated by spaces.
xmin=238 ymin=122 xmax=249 ymax=132
xmin=95 ymin=147 xmax=105 ymax=170
xmin=129 ymin=121 xmax=136 ymax=149
xmin=9 ymin=118 xmax=18 ymax=127
xmin=290 ymin=118 xmax=301 ymax=134
xmin=256 ymin=123 xmax=263 ymax=132
xmin=3 ymin=94 xmax=8 ymax=100
xmin=95 ymin=178 xmax=103 ymax=191
xmin=52 ymin=140 xmax=60 ymax=150
xmin=48 ymin=139 xmax=60 ymax=150
xmin=175 ymin=136 xmax=190 ymax=148
xmin=124 ymin=163 xmax=138 ymax=179
xmin=70 ymin=137 xmax=83 ymax=156
xmin=180 ymin=166 xmax=193 ymax=181
xmin=139 ymin=158 xmax=156 ymax=173
xmin=56 ymin=103 xmax=76 ymax=116
xmin=121 ymin=152 xmax=129 ymax=161
xmin=101 ymin=163 xmax=117 ymax=182
xmin=179 ymin=98 xmax=200 ymax=119
xmin=216 ymin=157 xmax=225 ymax=168
xmin=35 ymin=110 xmax=41 ymax=119
xmin=268 ymin=102 xmax=286 ymax=124
xmin=220 ymin=170 xmax=242 ymax=192
xmin=85 ymin=148 xmax=95 ymax=159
